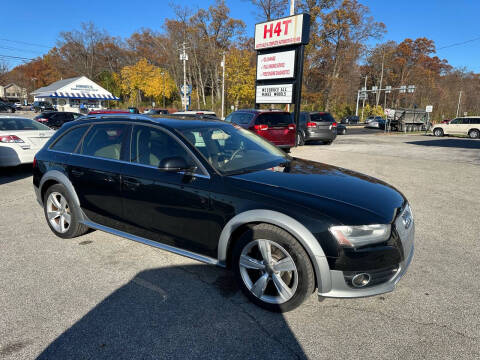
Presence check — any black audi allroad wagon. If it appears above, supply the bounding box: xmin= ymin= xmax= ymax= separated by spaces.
xmin=33 ymin=114 xmax=414 ymax=312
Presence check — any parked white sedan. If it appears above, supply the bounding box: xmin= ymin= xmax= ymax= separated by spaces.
xmin=0 ymin=116 xmax=55 ymax=167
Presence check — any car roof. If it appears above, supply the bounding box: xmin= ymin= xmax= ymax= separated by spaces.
xmin=68 ymin=114 xmax=227 ymax=130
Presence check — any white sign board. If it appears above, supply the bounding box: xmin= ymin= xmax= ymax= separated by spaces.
xmin=425 ymin=105 xmax=433 ymax=113
xmin=256 ymin=50 xmax=295 ymax=80
xmin=256 ymin=84 xmax=293 ymax=104
xmin=255 ymin=14 xmax=306 ymax=50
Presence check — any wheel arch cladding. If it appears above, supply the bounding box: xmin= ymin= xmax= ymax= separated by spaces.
xmin=40 ymin=170 xmax=81 ymax=209
xmin=217 ymin=209 xmax=332 ymax=293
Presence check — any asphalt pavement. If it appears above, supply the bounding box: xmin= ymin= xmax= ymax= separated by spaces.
xmin=0 ymin=133 xmax=479 ymax=359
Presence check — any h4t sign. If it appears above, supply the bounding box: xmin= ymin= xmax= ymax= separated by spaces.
xmin=255 ymin=14 xmax=310 ymax=50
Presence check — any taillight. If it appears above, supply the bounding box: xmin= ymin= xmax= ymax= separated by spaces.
xmin=254 ymin=124 xmax=269 ymax=131
xmin=36 ymin=118 xmax=48 ymax=122
xmin=307 ymin=122 xmax=316 ymax=128
xmin=33 ymin=157 xmax=37 ymax=168
xmin=288 ymin=124 xmax=296 ymax=130
xmin=0 ymin=135 xmax=24 ymax=143
xmin=332 ymin=122 xmax=337 ymax=127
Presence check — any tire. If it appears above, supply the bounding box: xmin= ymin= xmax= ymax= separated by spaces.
xmin=43 ymin=184 xmax=89 ymax=239
xmin=324 ymin=140 xmax=332 ymax=145
xmin=232 ymin=223 xmax=315 ymax=312
xmin=296 ymin=132 xmax=305 ymax=146
xmin=284 ymin=147 xmax=291 ymax=153
xmin=433 ymin=128 xmax=444 ymax=137
xmin=468 ymin=129 xmax=479 ymax=139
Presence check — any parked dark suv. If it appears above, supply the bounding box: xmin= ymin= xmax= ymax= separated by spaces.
xmin=225 ymin=110 xmax=295 ymax=151
xmin=34 ymin=111 xmax=82 ymax=129
xmin=33 ymin=114 xmax=414 ymax=312
xmin=0 ymin=101 xmax=16 ymax=113
xmin=294 ymin=112 xmax=338 ymax=145
xmin=32 ymin=101 xmax=55 ymax=113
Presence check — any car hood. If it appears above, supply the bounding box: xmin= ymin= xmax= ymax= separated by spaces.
xmin=231 ymin=158 xmax=405 ymax=224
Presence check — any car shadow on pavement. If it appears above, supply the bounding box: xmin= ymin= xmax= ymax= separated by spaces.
xmin=35 ymin=264 xmax=307 ymax=360
xmin=406 ymin=138 xmax=480 ymax=149
xmin=0 ymin=164 xmax=32 ymax=185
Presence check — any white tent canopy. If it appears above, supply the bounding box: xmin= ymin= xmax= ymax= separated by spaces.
xmin=32 ymin=76 xmax=119 ymax=100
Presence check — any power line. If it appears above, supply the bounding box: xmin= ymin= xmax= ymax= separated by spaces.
xmin=0 ymin=38 xmax=52 ymax=49
xmin=437 ymin=36 xmax=480 ymax=51
xmin=0 ymin=45 xmax=44 ymax=54
xmin=0 ymin=54 xmax=34 ymax=61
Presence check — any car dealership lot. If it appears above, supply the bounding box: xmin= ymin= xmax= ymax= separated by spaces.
xmin=0 ymin=133 xmax=479 ymax=359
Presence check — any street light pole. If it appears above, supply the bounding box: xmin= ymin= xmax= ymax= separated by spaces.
xmin=221 ymin=53 xmax=225 ymax=120
xmin=162 ymin=72 xmax=166 ymax=108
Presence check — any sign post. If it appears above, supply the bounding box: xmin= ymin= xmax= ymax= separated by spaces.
xmin=254 ymin=13 xmax=311 ymax=144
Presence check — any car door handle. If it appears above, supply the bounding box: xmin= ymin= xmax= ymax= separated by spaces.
xmin=103 ymin=175 xmax=116 ymax=183
xmin=123 ymin=178 xmax=140 ymax=189
xmin=71 ymin=169 xmax=84 ymax=177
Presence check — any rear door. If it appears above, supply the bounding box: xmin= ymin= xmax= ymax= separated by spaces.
xmin=254 ymin=112 xmax=294 ymax=146
xmin=68 ymin=122 xmax=130 ymax=228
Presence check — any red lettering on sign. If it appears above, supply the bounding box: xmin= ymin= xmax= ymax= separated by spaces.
xmin=264 ymin=23 xmax=273 ymax=38
xmin=274 ymin=22 xmax=282 ymax=37
xmin=282 ymin=19 xmax=292 ymax=35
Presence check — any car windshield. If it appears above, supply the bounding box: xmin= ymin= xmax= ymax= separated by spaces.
xmin=0 ymin=117 xmax=51 ymax=131
xmin=177 ymin=123 xmax=289 ymax=175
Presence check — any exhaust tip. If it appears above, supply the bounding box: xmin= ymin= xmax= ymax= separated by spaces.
xmin=351 ymin=273 xmax=371 ymax=288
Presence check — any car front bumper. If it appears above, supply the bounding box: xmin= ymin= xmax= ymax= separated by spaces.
xmin=318 ymin=207 xmax=415 ymax=299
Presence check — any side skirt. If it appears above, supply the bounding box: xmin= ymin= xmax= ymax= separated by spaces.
xmin=82 ymin=220 xmax=223 ymax=267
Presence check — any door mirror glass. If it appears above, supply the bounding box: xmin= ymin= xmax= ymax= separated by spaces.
xmin=158 ymin=156 xmax=191 ymax=172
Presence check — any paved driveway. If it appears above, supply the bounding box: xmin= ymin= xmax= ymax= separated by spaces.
xmin=0 ymin=133 xmax=479 ymax=359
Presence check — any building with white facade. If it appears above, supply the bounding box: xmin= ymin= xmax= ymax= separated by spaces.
xmin=31 ymin=76 xmax=119 ymax=113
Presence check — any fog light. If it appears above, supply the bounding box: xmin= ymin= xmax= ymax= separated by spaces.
xmin=351 ymin=273 xmax=371 ymax=288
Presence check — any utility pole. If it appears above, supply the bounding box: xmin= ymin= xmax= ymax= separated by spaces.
xmin=179 ymin=42 xmax=188 ymax=111
xmin=376 ymin=50 xmax=385 ymax=106
xmin=361 ymin=75 xmax=367 ymax=122
xmin=456 ymin=90 xmax=462 ymax=118
xmin=221 ymin=53 xmax=225 ymax=119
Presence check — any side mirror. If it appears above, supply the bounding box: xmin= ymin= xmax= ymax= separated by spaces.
xmin=158 ymin=156 xmax=193 ymax=172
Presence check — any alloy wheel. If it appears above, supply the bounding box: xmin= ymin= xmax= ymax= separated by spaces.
xmin=239 ymin=239 xmax=298 ymax=304
xmin=46 ymin=192 xmax=71 ymax=233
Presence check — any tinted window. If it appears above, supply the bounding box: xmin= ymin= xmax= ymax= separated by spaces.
xmin=230 ymin=112 xmax=255 ymax=125
xmin=470 ymin=118 xmax=480 ymax=124
xmin=0 ymin=117 xmax=51 ymax=131
xmin=80 ymin=123 xmax=129 ymax=160
xmin=450 ymin=118 xmax=460 ymax=124
xmin=310 ymin=113 xmax=335 ymax=122
xmin=51 ymin=126 xmax=89 ymax=153
xmin=131 ymin=125 xmax=193 ymax=168
xmin=179 ymin=124 xmax=287 ymax=174
xmin=255 ymin=113 xmax=292 ymax=126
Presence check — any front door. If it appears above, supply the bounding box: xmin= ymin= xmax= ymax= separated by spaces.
xmin=120 ymin=124 xmax=213 ymax=256
xmin=68 ymin=122 xmax=130 ymax=228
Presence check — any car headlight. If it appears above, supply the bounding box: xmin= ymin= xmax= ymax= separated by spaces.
xmin=329 ymin=224 xmax=391 ymax=247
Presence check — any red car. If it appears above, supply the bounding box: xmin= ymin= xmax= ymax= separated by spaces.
xmin=224 ymin=109 xmax=295 ymax=151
